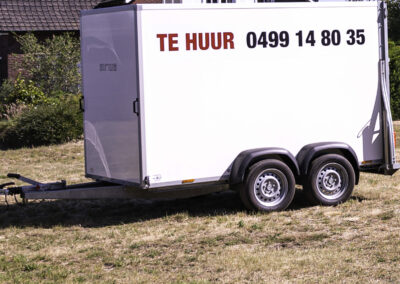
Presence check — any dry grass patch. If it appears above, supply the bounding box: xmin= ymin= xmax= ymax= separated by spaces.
xmin=0 ymin=140 xmax=90 ymax=185
xmin=0 ymin=139 xmax=400 ymax=283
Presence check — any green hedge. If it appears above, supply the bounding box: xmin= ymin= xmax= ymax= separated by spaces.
xmin=388 ymin=0 xmax=400 ymax=42
xmin=0 ymin=33 xmax=83 ymax=149
xmin=0 ymin=98 xmax=83 ymax=149
xmin=16 ymin=33 xmax=81 ymax=96
xmin=390 ymin=42 xmax=400 ymax=120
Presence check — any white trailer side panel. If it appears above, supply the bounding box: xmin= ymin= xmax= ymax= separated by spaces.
xmin=138 ymin=3 xmax=382 ymax=186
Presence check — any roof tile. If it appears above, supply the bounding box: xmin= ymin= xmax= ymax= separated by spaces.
xmin=0 ymin=0 xmax=102 ymax=32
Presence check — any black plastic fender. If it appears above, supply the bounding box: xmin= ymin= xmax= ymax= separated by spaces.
xmin=296 ymin=142 xmax=360 ymax=184
xmin=229 ymin=148 xmax=300 ymax=187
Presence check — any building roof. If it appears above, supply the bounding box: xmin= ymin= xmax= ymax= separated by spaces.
xmin=0 ymin=0 xmax=101 ymax=32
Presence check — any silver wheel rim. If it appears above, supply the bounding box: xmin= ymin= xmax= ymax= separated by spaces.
xmin=253 ymin=169 xmax=288 ymax=207
xmin=315 ymin=162 xmax=348 ymax=200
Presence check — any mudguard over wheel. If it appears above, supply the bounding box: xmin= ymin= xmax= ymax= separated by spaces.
xmin=240 ymin=159 xmax=295 ymax=211
xmin=303 ymin=154 xmax=355 ymax=205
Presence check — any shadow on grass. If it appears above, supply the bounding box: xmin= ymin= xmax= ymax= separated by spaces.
xmin=0 ymin=189 xmax=316 ymax=228
xmin=349 ymin=195 xmax=368 ymax=202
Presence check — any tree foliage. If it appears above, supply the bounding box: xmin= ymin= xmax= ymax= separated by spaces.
xmin=15 ymin=33 xmax=81 ymax=97
xmin=390 ymin=42 xmax=400 ymax=119
xmin=388 ymin=0 xmax=400 ymax=43
xmin=0 ymin=33 xmax=83 ymax=148
xmin=388 ymin=0 xmax=400 ymax=119
xmin=1 ymin=75 xmax=47 ymax=106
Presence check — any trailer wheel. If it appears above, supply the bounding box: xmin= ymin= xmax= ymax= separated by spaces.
xmin=304 ymin=154 xmax=355 ymax=205
xmin=239 ymin=184 xmax=255 ymax=210
xmin=240 ymin=160 xmax=295 ymax=211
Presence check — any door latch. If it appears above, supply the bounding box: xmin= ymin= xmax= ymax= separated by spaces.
xmin=133 ymin=98 xmax=139 ymax=116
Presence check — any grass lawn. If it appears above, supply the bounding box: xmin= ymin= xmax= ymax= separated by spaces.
xmin=1 ymin=131 xmax=400 ymax=283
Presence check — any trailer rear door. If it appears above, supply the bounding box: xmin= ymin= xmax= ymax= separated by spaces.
xmin=81 ymin=7 xmax=142 ymax=184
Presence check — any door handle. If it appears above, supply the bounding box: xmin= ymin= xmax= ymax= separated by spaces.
xmin=133 ymin=99 xmax=139 ymax=116
xmin=79 ymin=96 xmax=84 ymax=112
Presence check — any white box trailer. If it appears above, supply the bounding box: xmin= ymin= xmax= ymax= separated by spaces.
xmin=1 ymin=0 xmax=398 ymax=211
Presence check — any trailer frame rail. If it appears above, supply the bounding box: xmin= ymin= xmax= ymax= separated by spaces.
xmin=0 ymin=173 xmax=229 ymax=205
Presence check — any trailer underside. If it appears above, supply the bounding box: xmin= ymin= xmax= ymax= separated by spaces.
xmin=0 ymin=173 xmax=229 ymax=205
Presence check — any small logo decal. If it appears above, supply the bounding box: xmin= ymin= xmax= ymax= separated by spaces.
xmin=99 ymin=63 xmax=117 ymax=72
xmin=149 ymin=174 xmax=162 ymax=182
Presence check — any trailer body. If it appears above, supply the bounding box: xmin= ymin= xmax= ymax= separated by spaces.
xmin=3 ymin=0 xmax=396 ymax=211
xmin=81 ymin=1 xmax=396 ymax=189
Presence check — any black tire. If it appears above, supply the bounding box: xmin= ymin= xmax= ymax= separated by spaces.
xmin=238 ymin=183 xmax=256 ymax=210
xmin=240 ymin=159 xmax=295 ymax=212
xmin=303 ymin=154 xmax=355 ymax=206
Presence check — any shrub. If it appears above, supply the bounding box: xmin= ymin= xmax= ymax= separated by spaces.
xmin=1 ymin=75 xmax=47 ymax=105
xmin=0 ymin=97 xmax=83 ymax=149
xmin=15 ymin=33 xmax=81 ymax=97
xmin=389 ymin=42 xmax=400 ymax=119
xmin=0 ymin=79 xmax=16 ymax=117
xmin=0 ymin=103 xmax=28 ymax=121
xmin=389 ymin=1 xmax=400 ymax=119
xmin=0 ymin=120 xmax=9 ymax=135
xmin=0 ymin=76 xmax=55 ymax=120
xmin=388 ymin=0 xmax=400 ymax=42
xmin=0 ymin=33 xmax=83 ymax=148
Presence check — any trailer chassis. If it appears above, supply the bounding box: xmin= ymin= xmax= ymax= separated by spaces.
xmin=0 ymin=173 xmax=229 ymax=206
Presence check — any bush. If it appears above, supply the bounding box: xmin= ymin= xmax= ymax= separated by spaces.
xmin=0 ymin=79 xmax=16 ymax=117
xmin=390 ymin=42 xmax=400 ymax=119
xmin=0 ymin=103 xmax=28 ymax=121
xmin=0 ymin=97 xmax=83 ymax=149
xmin=0 ymin=76 xmax=57 ymax=120
xmin=15 ymin=33 xmax=81 ymax=96
xmin=388 ymin=0 xmax=400 ymax=42
xmin=1 ymin=75 xmax=47 ymax=105
xmin=0 ymin=33 xmax=83 ymax=148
